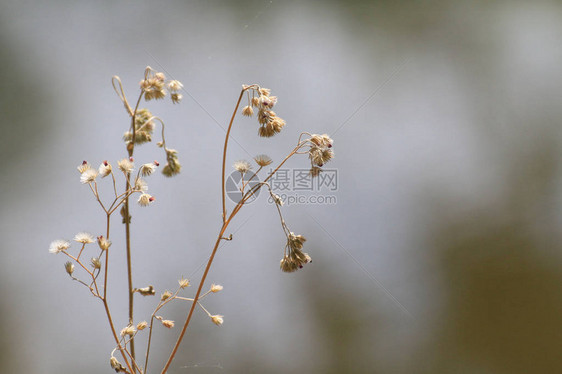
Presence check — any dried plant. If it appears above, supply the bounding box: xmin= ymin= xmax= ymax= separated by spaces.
xmin=49 ymin=67 xmax=335 ymax=373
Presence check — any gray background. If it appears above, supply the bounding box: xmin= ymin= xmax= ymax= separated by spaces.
xmin=2 ymin=1 xmax=562 ymax=373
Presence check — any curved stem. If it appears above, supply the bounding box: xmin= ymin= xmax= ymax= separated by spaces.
xmin=221 ymin=89 xmax=246 ymax=223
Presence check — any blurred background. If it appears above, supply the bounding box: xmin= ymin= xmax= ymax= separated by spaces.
xmin=2 ymin=0 xmax=562 ymax=373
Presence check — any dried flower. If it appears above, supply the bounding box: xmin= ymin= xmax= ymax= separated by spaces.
xmin=140 ymin=162 xmax=157 ymax=177
xmin=280 ymin=232 xmax=311 ymax=273
xmin=117 ymin=158 xmax=134 ymax=173
xmin=242 ymin=105 xmax=254 ymax=117
xmin=162 ymin=149 xmax=181 ymax=177
xmin=97 ymin=236 xmax=112 ymax=251
xmin=254 ymin=154 xmax=272 ymax=167
xmin=80 ymin=168 xmax=98 ymax=184
xmin=167 ymin=80 xmax=183 ymax=92
xmin=110 ymin=357 xmax=125 ymax=372
xmin=308 ymin=134 xmax=334 ymax=167
xmin=49 ymin=239 xmax=70 ymax=254
xmin=161 ymin=290 xmax=172 ymax=301
xmin=162 ymin=320 xmax=175 ymax=329
xmin=134 ymin=178 xmax=148 ymax=192
xmin=178 ymin=277 xmax=190 ymax=289
xmin=135 ymin=285 xmax=155 ymax=296
xmin=74 ymin=232 xmax=94 ymax=244
xmin=90 ymin=257 xmax=102 ymax=269
xmin=137 ymin=321 xmax=148 ymax=330
xmin=210 ymin=284 xmax=223 ymax=293
xmin=171 ymin=93 xmax=182 ymax=104
xmin=120 ymin=325 xmax=135 ymax=337
xmin=77 ymin=161 xmax=90 ymax=174
xmin=210 ymin=315 xmax=224 ymax=326
xmin=64 ymin=261 xmax=74 ymax=275
xmin=138 ymin=193 xmax=154 ymax=207
xmin=233 ymin=160 xmax=252 ymax=174
xmin=98 ymin=161 xmax=112 ymax=177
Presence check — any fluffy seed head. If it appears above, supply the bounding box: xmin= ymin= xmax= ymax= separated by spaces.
xmin=233 ymin=160 xmax=252 ymax=174
xmin=49 ymin=239 xmax=70 ymax=254
xmin=74 ymin=232 xmax=94 ymax=244
xmin=98 ymin=161 xmax=112 ymax=178
xmin=118 ymin=158 xmax=134 ymax=173
xmin=80 ymin=168 xmax=98 ymax=184
xmin=77 ymin=161 xmax=90 ymax=174
xmin=140 ymin=162 xmax=157 ymax=177
xmin=138 ymin=193 xmax=154 ymax=207
xmin=167 ymin=80 xmax=183 ymax=92
xmin=254 ymin=154 xmax=272 ymax=167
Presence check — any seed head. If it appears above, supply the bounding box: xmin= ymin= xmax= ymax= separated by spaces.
xmin=77 ymin=161 xmax=90 ymax=174
xmin=49 ymin=239 xmax=70 ymax=254
xmin=97 ymin=236 xmax=112 ymax=251
xmin=161 ymin=290 xmax=172 ymax=301
xmin=178 ymin=277 xmax=190 ymax=289
xmin=171 ymin=92 xmax=182 ymax=104
xmin=138 ymin=193 xmax=154 ymax=207
xmin=90 ymin=257 xmax=102 ymax=269
xmin=233 ymin=160 xmax=252 ymax=174
xmin=210 ymin=315 xmax=224 ymax=326
xmin=167 ymin=80 xmax=183 ymax=92
xmin=162 ymin=320 xmax=175 ymax=329
xmin=74 ymin=232 xmax=95 ymax=244
xmin=254 ymin=154 xmax=272 ymax=167
xmin=140 ymin=162 xmax=157 ymax=177
xmin=210 ymin=284 xmax=223 ymax=293
xmin=134 ymin=178 xmax=148 ymax=192
xmin=135 ymin=285 xmax=155 ymax=296
xmin=120 ymin=325 xmax=136 ymax=337
xmin=242 ymin=105 xmax=254 ymax=117
xmin=137 ymin=321 xmax=148 ymax=330
xmin=80 ymin=168 xmax=98 ymax=184
xmin=98 ymin=161 xmax=112 ymax=178
xmin=117 ymin=158 xmax=134 ymax=174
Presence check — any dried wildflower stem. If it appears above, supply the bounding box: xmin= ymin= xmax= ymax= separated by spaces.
xmin=124 ymin=92 xmax=144 ymax=372
xmin=221 ymin=85 xmax=258 ymax=223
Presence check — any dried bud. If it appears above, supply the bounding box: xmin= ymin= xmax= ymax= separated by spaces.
xmin=135 ymin=285 xmax=155 ymax=296
xmin=210 ymin=315 xmax=224 ymax=326
xmin=162 ymin=320 xmax=175 ymax=329
xmin=120 ymin=325 xmax=136 ymax=337
xmin=210 ymin=284 xmax=223 ymax=293
xmin=161 ymin=290 xmax=172 ymax=301
xmin=64 ymin=261 xmax=74 ymax=275
xmin=90 ymin=257 xmax=102 ymax=269
xmin=171 ymin=92 xmax=182 ymax=104
xmin=98 ymin=161 xmax=112 ymax=178
xmin=137 ymin=321 xmax=148 ymax=330
xmin=242 ymin=105 xmax=254 ymax=117
xmin=178 ymin=277 xmax=190 ymax=289
xmin=110 ymin=357 xmax=125 ymax=372
xmin=77 ymin=161 xmax=90 ymax=173
xmin=97 ymin=236 xmax=112 ymax=251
